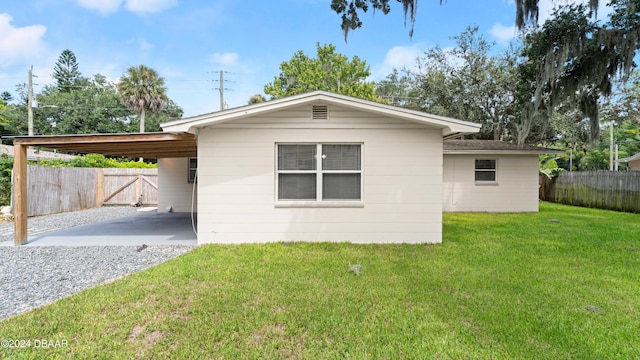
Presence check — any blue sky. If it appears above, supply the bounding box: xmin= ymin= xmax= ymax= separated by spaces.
xmin=0 ymin=0 xmax=609 ymax=117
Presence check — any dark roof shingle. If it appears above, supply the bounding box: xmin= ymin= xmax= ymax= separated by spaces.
xmin=444 ymin=140 xmax=561 ymax=153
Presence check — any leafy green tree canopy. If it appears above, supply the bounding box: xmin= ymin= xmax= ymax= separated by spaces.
xmin=518 ymin=1 xmax=640 ymax=143
xmin=34 ymin=74 xmax=132 ymax=135
xmin=143 ymin=98 xmax=184 ymax=133
xmin=332 ymin=1 xmax=639 ymax=145
xmin=330 ymin=0 xmax=600 ymax=39
xmin=0 ymin=100 xmax=9 ymax=129
xmin=408 ymin=27 xmax=520 ymax=141
xmin=331 ymin=0 xmax=422 ymax=40
xmin=248 ymin=94 xmax=266 ymax=104
xmin=264 ymin=43 xmax=379 ymax=101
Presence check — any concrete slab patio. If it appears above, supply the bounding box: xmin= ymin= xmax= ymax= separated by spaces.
xmin=0 ymin=210 xmax=197 ymax=246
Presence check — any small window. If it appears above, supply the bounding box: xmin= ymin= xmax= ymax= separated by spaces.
xmin=277 ymin=143 xmax=361 ymax=201
xmin=188 ymin=157 xmax=197 ymax=183
xmin=475 ymin=159 xmax=496 ymax=182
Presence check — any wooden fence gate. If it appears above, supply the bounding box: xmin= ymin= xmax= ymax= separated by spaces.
xmin=23 ymin=166 xmax=158 ymax=217
xmin=98 ymin=168 xmax=158 ymax=206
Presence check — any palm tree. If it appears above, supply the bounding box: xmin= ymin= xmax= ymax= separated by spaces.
xmin=117 ymin=65 xmax=168 ymax=133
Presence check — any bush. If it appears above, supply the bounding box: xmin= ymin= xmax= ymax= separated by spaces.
xmin=0 ymin=154 xmax=13 ymax=206
xmin=40 ymin=153 xmax=157 ymax=169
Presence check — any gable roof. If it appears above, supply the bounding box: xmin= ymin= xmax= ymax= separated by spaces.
xmin=444 ymin=140 xmax=563 ymax=154
xmin=161 ymin=91 xmax=480 ymax=138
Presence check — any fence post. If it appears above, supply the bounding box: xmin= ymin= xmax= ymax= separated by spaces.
xmin=13 ymin=143 xmax=28 ymax=245
xmin=95 ymin=168 xmax=104 ymax=207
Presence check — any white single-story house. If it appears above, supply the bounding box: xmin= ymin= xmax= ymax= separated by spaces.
xmin=158 ymin=91 xmax=551 ymax=245
xmin=10 ymin=91 xmax=555 ymax=245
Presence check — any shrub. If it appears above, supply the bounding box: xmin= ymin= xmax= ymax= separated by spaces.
xmin=40 ymin=153 xmax=157 ymax=169
xmin=0 ymin=154 xmax=13 ymax=206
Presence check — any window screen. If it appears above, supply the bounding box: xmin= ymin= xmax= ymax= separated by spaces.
xmin=278 ymin=174 xmax=316 ymax=200
xmin=322 ymin=145 xmax=361 ymax=170
xmin=323 ymin=174 xmax=361 ymax=200
xmin=278 ymin=145 xmax=316 ymax=170
xmin=475 ymin=159 xmax=497 ymax=182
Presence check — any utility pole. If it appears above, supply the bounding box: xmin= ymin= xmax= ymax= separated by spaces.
xmin=27 ymin=66 xmax=34 ymax=136
xmin=609 ymin=122 xmax=614 ymax=171
xmin=615 ymin=144 xmax=619 ymax=171
xmin=219 ymin=70 xmax=224 ymax=111
xmin=213 ymin=70 xmax=232 ymax=111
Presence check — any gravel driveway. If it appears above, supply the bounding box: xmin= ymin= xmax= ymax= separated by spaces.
xmin=0 ymin=207 xmax=195 ymax=321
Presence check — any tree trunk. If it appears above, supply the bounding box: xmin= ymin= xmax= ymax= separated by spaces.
xmin=139 ymin=109 xmax=145 ymax=162
xmin=139 ymin=109 xmax=146 ymax=133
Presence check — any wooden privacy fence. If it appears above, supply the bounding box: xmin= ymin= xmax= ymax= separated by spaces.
xmin=540 ymin=171 xmax=640 ymax=213
xmin=23 ymin=166 xmax=158 ymax=216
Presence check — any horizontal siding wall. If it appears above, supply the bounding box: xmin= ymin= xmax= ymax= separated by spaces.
xmin=158 ymin=158 xmax=196 ymax=213
xmin=443 ymin=154 xmax=539 ymax=212
xmin=197 ymin=108 xmax=443 ymax=244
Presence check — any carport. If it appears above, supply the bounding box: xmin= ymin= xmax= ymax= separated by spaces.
xmin=10 ymin=132 xmax=197 ymax=245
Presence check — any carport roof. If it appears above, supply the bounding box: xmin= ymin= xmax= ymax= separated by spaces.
xmin=7 ymin=132 xmax=197 ymax=159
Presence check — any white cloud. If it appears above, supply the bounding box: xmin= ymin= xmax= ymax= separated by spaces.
xmin=372 ymin=44 xmax=424 ymax=80
xmin=209 ymin=52 xmax=239 ymax=66
xmin=124 ymin=37 xmax=154 ymax=51
xmin=75 ymin=0 xmax=123 ymax=15
xmin=75 ymin=0 xmax=176 ymax=14
xmin=0 ymin=13 xmax=47 ymax=67
xmin=125 ymin=0 xmax=177 ymax=13
xmin=489 ymin=23 xmax=517 ymax=43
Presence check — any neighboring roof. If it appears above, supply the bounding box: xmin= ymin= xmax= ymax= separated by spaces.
xmin=8 ymin=132 xmax=197 ymax=159
xmin=618 ymin=152 xmax=640 ymax=163
xmin=444 ymin=140 xmax=563 ymax=155
xmin=0 ymin=144 xmax=75 ymax=161
xmin=161 ymin=91 xmax=481 ymax=138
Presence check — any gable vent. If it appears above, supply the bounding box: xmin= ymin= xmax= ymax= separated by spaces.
xmin=312 ymin=105 xmax=328 ymax=120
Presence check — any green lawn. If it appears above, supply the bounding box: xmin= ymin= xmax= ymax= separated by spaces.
xmin=1 ymin=202 xmax=639 ymax=359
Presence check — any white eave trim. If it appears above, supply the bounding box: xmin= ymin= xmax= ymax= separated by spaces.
xmin=161 ymin=91 xmax=481 ymax=135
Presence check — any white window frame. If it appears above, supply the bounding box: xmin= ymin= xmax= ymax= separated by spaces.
xmin=474 ymin=158 xmax=498 ymax=185
xmin=275 ymin=143 xmax=364 ymax=208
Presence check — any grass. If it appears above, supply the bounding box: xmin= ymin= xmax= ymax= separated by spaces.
xmin=1 ymin=202 xmax=639 ymax=359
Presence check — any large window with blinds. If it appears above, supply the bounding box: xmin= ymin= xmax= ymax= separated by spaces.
xmin=277 ymin=144 xmax=362 ymax=201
